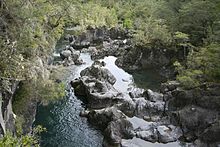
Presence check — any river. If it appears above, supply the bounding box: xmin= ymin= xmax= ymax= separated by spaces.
xmin=34 ymin=38 xmax=185 ymax=147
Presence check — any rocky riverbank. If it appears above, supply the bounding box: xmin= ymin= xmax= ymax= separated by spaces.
xmin=71 ymin=61 xmax=183 ymax=146
xmin=64 ymin=27 xmax=220 ymax=147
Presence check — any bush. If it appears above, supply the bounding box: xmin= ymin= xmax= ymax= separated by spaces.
xmin=0 ymin=125 xmax=46 ymax=147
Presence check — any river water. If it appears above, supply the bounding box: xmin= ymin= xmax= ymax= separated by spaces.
xmin=35 ymin=39 xmax=184 ymax=147
xmin=34 ymin=53 xmax=103 ymax=147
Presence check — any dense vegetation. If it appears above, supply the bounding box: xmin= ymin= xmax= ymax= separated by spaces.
xmin=0 ymin=0 xmax=219 ymax=145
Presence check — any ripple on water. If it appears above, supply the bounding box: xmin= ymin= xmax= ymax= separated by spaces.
xmin=35 ymin=53 xmax=103 ymax=147
xmin=35 ymin=53 xmax=179 ymax=147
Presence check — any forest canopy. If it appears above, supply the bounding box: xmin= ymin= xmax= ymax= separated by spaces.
xmin=0 ymin=0 xmax=219 ymax=93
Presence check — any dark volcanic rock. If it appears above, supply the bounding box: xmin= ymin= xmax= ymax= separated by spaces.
xmin=199 ymin=121 xmax=220 ymax=143
xmin=87 ymin=107 xmax=125 ymax=130
xmin=80 ymin=61 xmax=116 ymax=85
xmin=71 ymin=40 xmax=90 ymax=50
xmin=60 ymin=50 xmax=72 ymax=60
xmin=104 ymin=118 xmax=135 ymax=146
xmin=71 ymin=76 xmax=120 ymax=109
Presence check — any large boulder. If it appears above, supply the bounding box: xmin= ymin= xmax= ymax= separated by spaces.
xmin=144 ymin=89 xmax=163 ymax=102
xmin=86 ymin=107 xmax=134 ymax=147
xmin=170 ymin=105 xmax=218 ymax=142
xmin=71 ymin=76 xmax=120 ymax=109
xmin=104 ymin=118 xmax=135 ymax=147
xmin=157 ymin=125 xmax=181 ymax=143
xmin=80 ymin=61 xmax=116 ymax=85
xmin=134 ymin=97 xmax=165 ymax=117
xmin=87 ymin=107 xmax=124 ymax=129
xmin=60 ymin=50 xmax=72 ymax=60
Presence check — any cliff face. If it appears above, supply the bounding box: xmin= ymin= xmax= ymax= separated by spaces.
xmin=0 ymin=56 xmax=51 ymax=136
xmin=0 ymin=80 xmax=19 ymax=136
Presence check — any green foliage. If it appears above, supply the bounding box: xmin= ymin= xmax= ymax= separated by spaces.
xmin=134 ymin=18 xmax=172 ymax=48
xmin=175 ymin=44 xmax=220 ymax=89
xmin=38 ymin=80 xmax=66 ymax=105
xmin=123 ymin=18 xmax=133 ymax=29
xmin=0 ymin=0 xmax=220 ymax=141
xmin=15 ymin=116 xmax=25 ymax=137
xmin=0 ymin=125 xmax=46 ymax=147
xmin=70 ymin=2 xmax=118 ymax=29
xmin=13 ymin=80 xmax=65 ymax=114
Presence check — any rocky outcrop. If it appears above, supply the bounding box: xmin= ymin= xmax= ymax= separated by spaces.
xmin=85 ymin=107 xmax=134 ymax=147
xmin=66 ymin=26 xmax=220 ymax=146
xmin=91 ymin=39 xmax=132 ymax=60
xmin=65 ymin=27 xmax=132 ymax=48
xmin=115 ymin=47 xmax=142 ymax=71
xmin=71 ymin=61 xmax=121 ymax=109
xmin=71 ymin=61 xmax=184 ymax=146
xmin=0 ymin=79 xmax=19 ymax=136
xmin=161 ymin=81 xmax=220 ymax=144
xmin=59 ymin=46 xmax=82 ymax=66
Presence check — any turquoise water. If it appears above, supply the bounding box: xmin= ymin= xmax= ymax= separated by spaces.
xmin=34 ymin=49 xmax=177 ymax=147
xmin=35 ymin=93 xmax=103 ymax=147
xmin=34 ymin=53 xmax=103 ymax=147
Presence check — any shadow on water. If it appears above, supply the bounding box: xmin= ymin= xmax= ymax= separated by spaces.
xmin=34 ymin=37 xmax=182 ymax=147
xmin=34 ymin=53 xmax=103 ymax=147
xmin=35 ymin=92 xmax=103 ymax=147
xmin=129 ymin=69 xmax=167 ymax=91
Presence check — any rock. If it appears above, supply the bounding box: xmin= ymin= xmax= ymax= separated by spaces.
xmin=70 ymin=60 xmax=124 ymax=108
xmin=129 ymin=88 xmax=144 ymax=98
xmin=157 ymin=125 xmax=181 ymax=143
xmin=71 ymin=50 xmax=80 ymax=62
xmin=144 ymin=89 xmax=163 ymax=102
xmin=80 ymin=61 xmax=116 ymax=85
xmin=71 ymin=76 xmax=120 ymax=109
xmin=71 ymin=40 xmax=90 ymax=50
xmin=104 ymin=118 xmax=135 ymax=146
xmin=116 ymin=100 xmax=136 ymax=117
xmin=134 ymin=98 xmax=165 ymax=117
xmin=178 ymin=106 xmax=217 ymax=130
xmin=79 ymin=110 xmax=89 ymax=117
xmin=193 ymin=139 xmax=220 ymax=147
xmin=64 ymin=34 xmax=75 ymax=42
xmin=160 ymin=81 xmax=180 ymax=93
xmin=127 ymin=117 xmax=155 ymax=131
xmin=199 ymin=121 xmax=220 ymax=143
xmin=75 ymin=59 xmax=84 ymax=65
xmin=87 ymin=107 xmax=125 ymax=130
xmin=60 ymin=50 xmax=72 ymax=60
xmin=115 ymin=47 xmax=142 ymax=71
xmin=142 ymin=116 xmax=161 ymax=122
xmin=81 ymin=46 xmax=97 ymax=53
xmin=170 ymin=105 xmax=219 ymax=142
xmin=136 ymin=129 xmax=158 ymax=143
